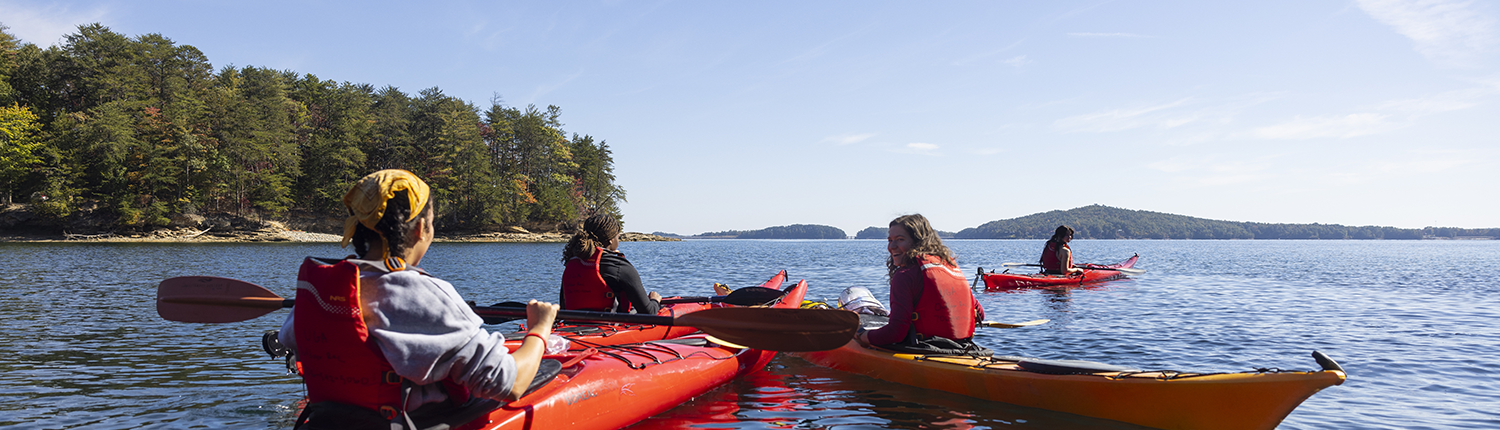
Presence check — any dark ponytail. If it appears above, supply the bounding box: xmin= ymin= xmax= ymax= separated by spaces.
xmin=351 ymin=190 xmax=432 ymax=259
xmin=562 ymin=213 xmax=622 ymax=263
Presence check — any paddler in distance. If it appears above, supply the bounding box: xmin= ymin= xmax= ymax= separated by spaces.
xmin=856 ymin=214 xmax=990 ymax=355
xmin=278 ymin=169 xmax=560 ymax=429
xmin=1041 ymin=225 xmax=1083 ymax=276
xmin=559 ymin=213 xmax=662 ymax=314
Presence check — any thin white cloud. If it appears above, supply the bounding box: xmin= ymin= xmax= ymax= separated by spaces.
xmin=1373 ymin=86 xmax=1492 ymax=115
xmin=951 ymin=39 xmax=1025 ymax=66
xmin=822 ymin=133 xmax=876 ymax=145
xmin=1003 ymin=55 xmax=1034 ymax=68
xmin=1356 ymin=0 xmax=1499 ymax=67
xmin=1052 ymin=98 xmax=1197 ymax=132
xmin=1251 ymin=113 xmax=1390 ymax=139
xmin=906 ymin=142 xmax=938 ymax=151
xmin=523 ymin=69 xmax=584 ymax=104
xmin=1331 ymin=149 xmax=1487 ymax=184
xmin=1146 ymin=155 xmax=1278 ymax=187
xmin=1242 ymin=84 xmax=1493 ymax=140
xmin=1067 ymin=32 xmax=1153 ymax=38
xmin=0 ymin=2 xmax=110 ymax=47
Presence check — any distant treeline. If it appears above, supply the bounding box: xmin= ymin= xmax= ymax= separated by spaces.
xmin=854 ymin=226 xmax=955 ymax=239
xmin=955 ymin=205 xmax=1497 ymax=240
xmin=691 ymin=224 xmax=848 ymax=239
xmin=0 ymin=24 xmax=624 ymax=231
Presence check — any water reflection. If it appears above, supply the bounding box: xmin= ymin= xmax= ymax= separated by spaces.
xmin=4 ymin=240 xmax=1499 ymax=429
xmin=629 ymin=358 xmax=1152 ymax=430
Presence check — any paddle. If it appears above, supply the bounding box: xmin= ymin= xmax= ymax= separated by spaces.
xmin=855 ymin=313 xmax=1049 ymax=330
xmin=157 ymin=276 xmax=858 ymax=352
xmin=659 ymin=286 xmax=786 ymax=306
xmin=980 ymin=319 xmax=1050 ymax=328
xmin=478 ymin=286 xmax=789 ymax=324
xmin=995 ymin=262 xmax=1146 ymax=276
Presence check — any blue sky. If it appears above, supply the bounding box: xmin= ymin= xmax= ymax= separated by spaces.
xmin=4 ymin=0 xmax=1497 ymax=235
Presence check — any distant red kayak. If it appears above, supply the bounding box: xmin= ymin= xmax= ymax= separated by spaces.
xmin=979 ymin=254 xmax=1140 ymax=289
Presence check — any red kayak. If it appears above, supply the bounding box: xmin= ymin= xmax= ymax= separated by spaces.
xmin=509 ymin=270 xmax=791 ymax=347
xmin=440 ymin=276 xmax=811 ymax=430
xmin=979 ymin=254 xmax=1141 ymax=290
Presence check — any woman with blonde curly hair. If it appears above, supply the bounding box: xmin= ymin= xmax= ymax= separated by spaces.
xmin=857 ymin=214 xmax=988 ymax=355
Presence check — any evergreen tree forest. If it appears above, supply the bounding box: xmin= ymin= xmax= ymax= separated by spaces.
xmin=0 ymin=24 xmax=625 ymax=231
xmin=695 ymin=224 xmax=848 ymax=239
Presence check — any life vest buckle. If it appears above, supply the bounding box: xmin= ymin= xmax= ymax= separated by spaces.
xmin=384 ymin=371 xmax=402 ymax=385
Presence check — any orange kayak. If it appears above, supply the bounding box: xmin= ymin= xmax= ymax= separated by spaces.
xmin=795 ymin=340 xmax=1345 ymax=430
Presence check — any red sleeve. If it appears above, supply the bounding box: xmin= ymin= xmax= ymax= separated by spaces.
xmin=866 ymin=267 xmax=920 ymax=345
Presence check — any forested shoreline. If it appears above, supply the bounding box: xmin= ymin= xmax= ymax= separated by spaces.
xmin=0 ymin=24 xmax=624 ymax=235
xmin=955 ymin=205 xmax=1498 ymax=240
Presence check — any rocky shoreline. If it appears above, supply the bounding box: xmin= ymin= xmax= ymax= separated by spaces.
xmin=0 ymin=227 xmax=679 ymax=243
xmin=0 ymin=204 xmax=678 ymax=243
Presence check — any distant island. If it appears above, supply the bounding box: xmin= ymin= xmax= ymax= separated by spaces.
xmin=955 ymin=205 xmax=1496 ymax=240
xmin=655 ymin=205 xmax=1495 ymax=241
xmin=853 ymin=227 xmax=956 ymax=239
xmin=658 ymin=224 xmax=849 ymax=239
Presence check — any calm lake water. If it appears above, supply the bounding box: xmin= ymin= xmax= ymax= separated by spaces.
xmin=2 ymin=239 xmax=1497 ymax=429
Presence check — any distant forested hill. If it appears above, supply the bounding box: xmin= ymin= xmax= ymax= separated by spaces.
xmin=694 ymin=224 xmax=847 ymax=239
xmin=955 ymin=205 xmax=1496 ymax=240
xmin=854 ymin=227 xmax=955 ymax=239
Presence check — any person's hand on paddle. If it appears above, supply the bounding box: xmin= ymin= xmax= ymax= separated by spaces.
xmin=526 ymin=299 xmax=559 ymax=335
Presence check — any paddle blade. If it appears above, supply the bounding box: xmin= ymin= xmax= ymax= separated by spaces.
xmin=999 ymin=262 xmax=1034 ymax=269
xmin=980 ymin=319 xmax=1050 ymax=329
xmin=721 ymin=286 xmax=787 ymax=306
xmin=157 ymin=276 xmax=290 ymax=323
xmin=676 ymin=307 xmax=859 ymax=352
xmin=659 ymin=287 xmax=788 ymax=306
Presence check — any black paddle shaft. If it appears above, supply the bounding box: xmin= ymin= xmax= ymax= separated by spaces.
xmin=473 ymin=306 xmax=674 ymax=326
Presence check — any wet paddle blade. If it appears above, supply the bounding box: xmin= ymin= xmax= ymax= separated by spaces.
xmin=980 ymin=319 xmax=1050 ymax=329
xmin=659 ymin=286 xmax=787 ymax=306
xmin=721 ymin=286 xmax=787 ymax=306
xmin=1104 ymin=267 xmax=1146 ymax=276
xmin=677 ymin=307 xmax=859 ymax=352
xmin=157 ymin=276 xmax=291 ymax=323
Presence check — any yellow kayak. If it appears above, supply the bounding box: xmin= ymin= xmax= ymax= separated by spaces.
xmin=795 ymin=340 xmax=1345 ymax=430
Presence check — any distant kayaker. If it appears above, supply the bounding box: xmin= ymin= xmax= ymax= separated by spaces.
xmin=278 ymin=170 xmax=560 ymax=429
xmin=1041 ymin=225 xmax=1083 ymax=276
xmin=857 ymin=214 xmax=990 ymax=356
xmin=560 ymin=213 xmax=662 ymax=314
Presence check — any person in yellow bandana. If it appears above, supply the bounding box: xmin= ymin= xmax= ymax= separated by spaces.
xmin=278 ymin=169 xmax=560 ymax=429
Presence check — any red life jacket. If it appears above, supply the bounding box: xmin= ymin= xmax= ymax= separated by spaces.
xmin=293 ymin=256 xmax=467 ymax=420
xmin=1040 ymin=241 xmax=1071 ymax=273
xmin=560 ymin=248 xmax=630 ymax=312
xmin=908 ymin=255 xmax=978 ymax=340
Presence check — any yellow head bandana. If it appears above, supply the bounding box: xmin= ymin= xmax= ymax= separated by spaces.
xmin=341 ymin=169 xmax=432 ymax=249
